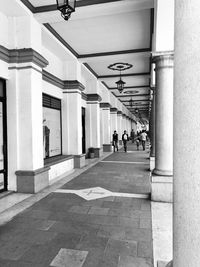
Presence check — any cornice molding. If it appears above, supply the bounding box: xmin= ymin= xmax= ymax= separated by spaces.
xmin=82 ymin=92 xmax=87 ymax=101
xmin=110 ymin=107 xmax=118 ymax=113
xmin=0 ymin=45 xmax=49 ymax=68
xmin=9 ymin=48 xmax=49 ymax=68
xmin=0 ymin=45 xmax=9 ymax=62
xmin=100 ymin=102 xmax=111 ymax=108
xmin=87 ymin=94 xmax=102 ymax=102
xmin=43 ymin=70 xmax=63 ymax=89
xmin=64 ymin=80 xmax=85 ymax=91
xmin=43 ymin=70 xmax=85 ymax=92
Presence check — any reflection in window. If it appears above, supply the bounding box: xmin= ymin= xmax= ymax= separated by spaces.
xmin=43 ymin=94 xmax=62 ymax=159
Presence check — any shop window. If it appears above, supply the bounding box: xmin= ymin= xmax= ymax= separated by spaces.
xmin=43 ymin=94 xmax=62 ymax=159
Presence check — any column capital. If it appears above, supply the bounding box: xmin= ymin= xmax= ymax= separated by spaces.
xmin=152 ymin=51 xmax=174 ymax=69
xmin=87 ymin=94 xmax=102 ymax=102
xmin=100 ymin=102 xmax=111 ymax=108
xmin=64 ymin=80 xmax=85 ymax=92
xmin=117 ymin=111 xmax=122 ymax=115
xmin=110 ymin=107 xmax=118 ymax=113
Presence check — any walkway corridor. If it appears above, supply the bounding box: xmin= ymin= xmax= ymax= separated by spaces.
xmin=0 ymin=143 xmax=153 ymax=267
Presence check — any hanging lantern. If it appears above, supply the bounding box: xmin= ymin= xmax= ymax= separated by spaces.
xmin=129 ymin=98 xmax=134 ymax=107
xmin=56 ymin=0 xmax=76 ymax=21
xmin=116 ymin=78 xmax=126 ymax=93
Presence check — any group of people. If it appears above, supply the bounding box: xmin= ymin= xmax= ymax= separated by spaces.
xmin=112 ymin=129 xmax=148 ymax=152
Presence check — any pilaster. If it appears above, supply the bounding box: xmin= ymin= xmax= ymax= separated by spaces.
xmin=86 ymin=94 xmax=102 ymax=157
xmin=62 ymin=80 xmax=86 ymax=167
xmin=100 ymin=103 xmax=112 ymax=152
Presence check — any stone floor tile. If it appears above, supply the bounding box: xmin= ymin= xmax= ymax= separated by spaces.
xmin=102 ymin=200 xmax=123 ymax=209
xmin=22 ymin=229 xmax=58 ymax=245
xmin=97 ymin=225 xmax=126 ymax=240
xmin=76 ymin=234 xmax=108 ymax=251
xmin=0 ymin=240 xmax=31 ymax=261
xmin=0 ymin=259 xmax=46 ymax=267
xmin=108 ymin=208 xmax=131 ymax=217
xmin=49 ymin=232 xmax=82 ymax=249
xmin=119 ymin=217 xmax=140 ymax=228
xmin=139 ymin=218 xmax=152 ymax=229
xmin=141 ymin=202 xmax=151 ymax=211
xmin=50 ymin=248 xmax=88 ymax=267
xmin=69 ymin=205 xmax=90 ymax=214
xmin=82 ymin=248 xmax=104 ymax=267
xmin=96 ymin=252 xmax=119 ymax=267
xmin=88 ymin=207 xmax=109 ymax=216
xmin=20 ymin=244 xmax=60 ymax=264
xmin=125 ymin=228 xmax=152 ymax=242
xmin=105 ymin=239 xmax=137 ymax=257
xmin=137 ymin=241 xmax=153 ymax=258
xmin=118 ymin=255 xmax=153 ymax=267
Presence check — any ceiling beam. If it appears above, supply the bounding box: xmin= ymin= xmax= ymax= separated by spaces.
xmin=78 ymin=48 xmax=151 ymax=59
xmin=121 ymin=99 xmax=150 ymax=102
xmin=23 ymin=0 xmax=124 ymax=13
xmin=83 ymin=63 xmax=99 ymax=78
xmin=117 ymin=94 xmax=150 ymax=98
xmin=109 ymin=85 xmax=150 ymax=90
xmin=99 ymin=72 xmax=150 ymax=79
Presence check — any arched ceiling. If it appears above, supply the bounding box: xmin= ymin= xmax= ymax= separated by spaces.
xmin=20 ymin=0 xmax=154 ymax=120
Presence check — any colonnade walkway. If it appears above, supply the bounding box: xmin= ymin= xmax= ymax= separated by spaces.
xmin=0 ymin=142 xmax=153 ymax=267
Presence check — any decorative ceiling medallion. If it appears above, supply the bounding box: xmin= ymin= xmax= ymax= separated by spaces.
xmin=108 ymin=62 xmax=133 ymax=94
xmin=124 ymin=90 xmax=139 ymax=94
xmin=108 ymin=62 xmax=133 ymax=71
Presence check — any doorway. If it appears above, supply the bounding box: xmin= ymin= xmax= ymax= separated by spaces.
xmin=0 ymin=79 xmax=7 ymax=192
xmin=82 ymin=107 xmax=86 ymax=154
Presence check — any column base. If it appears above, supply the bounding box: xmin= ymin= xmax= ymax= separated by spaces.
xmin=103 ymin=144 xmax=112 ymax=152
xmin=16 ymin=166 xmax=50 ymax=193
xmin=151 ymin=174 xmax=173 ymax=203
xmin=158 ymin=260 xmax=173 ymax=267
xmin=74 ymin=154 xmax=86 ymax=168
xmin=152 ymin=168 xmax=173 ymax=176
xmin=150 ymin=157 xmax=155 ymax=171
xmin=94 ymin=148 xmax=103 ymax=158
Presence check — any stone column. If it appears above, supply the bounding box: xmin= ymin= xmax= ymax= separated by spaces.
xmin=100 ymin=103 xmax=112 ymax=152
xmin=86 ymin=94 xmax=102 ymax=158
xmin=110 ymin=107 xmax=118 ymax=138
xmin=117 ymin=111 xmax=122 ymax=145
xmin=150 ymin=88 xmax=156 ymax=170
xmin=62 ymin=81 xmax=86 ymax=168
xmin=151 ymin=52 xmax=173 ymax=202
xmin=173 ymin=1 xmax=200 ymax=266
xmin=122 ymin=114 xmax=126 ymax=134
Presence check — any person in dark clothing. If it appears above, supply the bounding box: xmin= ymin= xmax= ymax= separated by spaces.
xmin=130 ymin=129 xmax=135 ymax=143
xmin=122 ymin=130 xmax=129 ymax=152
xmin=112 ymin=130 xmax=118 ymax=152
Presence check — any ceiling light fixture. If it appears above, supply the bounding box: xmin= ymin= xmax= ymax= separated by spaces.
xmin=108 ymin=63 xmax=133 ymax=94
xmin=56 ymin=0 xmax=76 ymax=21
xmin=129 ymin=98 xmax=134 ymax=107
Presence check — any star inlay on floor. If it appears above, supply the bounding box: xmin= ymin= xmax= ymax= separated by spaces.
xmin=54 ymin=187 xmax=149 ymax=201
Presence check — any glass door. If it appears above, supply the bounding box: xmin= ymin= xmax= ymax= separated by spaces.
xmin=0 ymin=79 xmax=7 ymax=192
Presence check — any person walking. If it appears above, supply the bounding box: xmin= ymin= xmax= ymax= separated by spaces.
xmin=140 ymin=130 xmax=148 ymax=151
xmin=122 ymin=130 xmax=129 ymax=152
xmin=130 ymin=129 xmax=135 ymax=143
xmin=112 ymin=130 xmax=118 ymax=152
xmin=136 ymin=137 xmax=140 ymax=150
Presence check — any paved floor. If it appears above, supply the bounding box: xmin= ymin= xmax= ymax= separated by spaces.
xmin=0 ymin=142 xmax=153 ymax=267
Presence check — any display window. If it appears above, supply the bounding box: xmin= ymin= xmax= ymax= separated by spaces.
xmin=43 ymin=94 xmax=62 ymax=159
